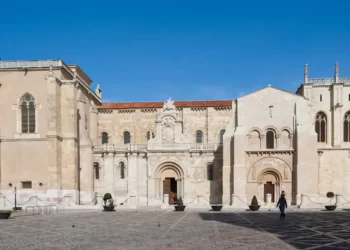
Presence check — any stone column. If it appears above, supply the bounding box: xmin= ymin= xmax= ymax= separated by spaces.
xmin=103 ymin=153 xmax=114 ymax=194
xmin=90 ymin=104 xmax=98 ymax=146
xmin=127 ymin=153 xmax=138 ymax=206
xmin=260 ymin=135 xmax=265 ymax=149
xmin=46 ymin=68 xmax=62 ymax=200
xmin=276 ymin=134 xmax=281 ymax=148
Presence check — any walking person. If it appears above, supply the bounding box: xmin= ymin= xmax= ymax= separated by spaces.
xmin=276 ymin=193 xmax=287 ymax=220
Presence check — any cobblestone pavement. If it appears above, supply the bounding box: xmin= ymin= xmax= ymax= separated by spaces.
xmin=1 ymin=210 xmax=350 ymax=249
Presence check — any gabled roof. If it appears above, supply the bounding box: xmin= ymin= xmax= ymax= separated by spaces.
xmin=237 ymin=85 xmax=305 ymax=100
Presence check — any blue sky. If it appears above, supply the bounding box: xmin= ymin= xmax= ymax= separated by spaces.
xmin=1 ymin=0 xmax=350 ymax=102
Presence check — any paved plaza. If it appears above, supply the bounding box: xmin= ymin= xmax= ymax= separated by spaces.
xmin=1 ymin=209 xmax=350 ymax=249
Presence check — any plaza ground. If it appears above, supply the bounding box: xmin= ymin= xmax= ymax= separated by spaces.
xmin=1 ymin=209 xmax=350 ymax=249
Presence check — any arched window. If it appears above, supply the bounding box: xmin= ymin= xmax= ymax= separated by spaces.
xmin=344 ymin=112 xmax=350 ymax=142
xmin=219 ymin=129 xmax=225 ymax=143
xmin=101 ymin=132 xmax=108 ymax=144
xmin=94 ymin=162 xmax=100 ymax=180
xmin=207 ymin=163 xmax=213 ymax=181
xmin=266 ymin=130 xmax=275 ymax=149
xmin=119 ymin=162 xmax=126 ymax=179
xmin=196 ymin=130 xmax=203 ymax=143
xmin=123 ymin=131 xmax=131 ymax=144
xmin=315 ymin=112 xmax=327 ymax=142
xmin=21 ymin=94 xmax=36 ymax=133
xmin=146 ymin=131 xmax=154 ymax=141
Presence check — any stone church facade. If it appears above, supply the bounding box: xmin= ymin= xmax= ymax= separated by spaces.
xmin=0 ymin=59 xmax=350 ymax=208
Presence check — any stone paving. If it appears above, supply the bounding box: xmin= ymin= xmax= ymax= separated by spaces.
xmin=0 ymin=209 xmax=350 ymax=249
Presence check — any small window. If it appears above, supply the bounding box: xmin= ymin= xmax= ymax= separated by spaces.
xmin=21 ymin=181 xmax=32 ymax=189
xmin=94 ymin=162 xmax=100 ymax=180
xmin=101 ymin=132 xmax=108 ymax=144
xmin=348 ymin=94 xmax=350 ymax=101
xmin=123 ymin=131 xmax=131 ymax=144
xmin=196 ymin=130 xmax=203 ymax=143
xmin=320 ymin=95 xmax=322 ymax=102
xmin=120 ymin=162 xmax=125 ymax=179
xmin=147 ymin=131 xmax=154 ymax=141
xmin=207 ymin=164 xmax=213 ymax=181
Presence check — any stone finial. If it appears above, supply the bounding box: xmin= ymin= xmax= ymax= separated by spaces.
xmin=73 ymin=71 xmax=78 ymax=81
xmin=268 ymin=84 xmax=271 ymax=87
xmin=334 ymin=62 xmax=339 ymax=83
xmin=304 ymin=63 xmax=308 ymax=83
xmin=95 ymin=84 xmax=102 ymax=98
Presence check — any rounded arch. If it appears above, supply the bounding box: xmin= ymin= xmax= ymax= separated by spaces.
xmin=279 ymin=126 xmax=292 ymax=134
xmin=257 ymin=168 xmax=282 ymax=184
xmin=195 ymin=130 xmax=203 ymax=143
xmin=153 ymin=161 xmax=185 ymax=180
xmin=248 ymin=127 xmax=263 ymax=135
xmin=247 ymin=156 xmax=292 ymax=181
xmin=122 ymin=130 xmax=131 ymax=144
xmin=315 ymin=110 xmax=328 ymax=120
xmin=263 ymin=126 xmax=279 ymax=134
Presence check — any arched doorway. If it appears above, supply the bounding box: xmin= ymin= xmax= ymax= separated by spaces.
xmin=154 ymin=162 xmax=184 ymax=205
xmin=258 ymin=170 xmax=281 ymax=203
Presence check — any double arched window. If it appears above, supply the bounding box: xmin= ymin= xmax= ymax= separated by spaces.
xmin=123 ymin=131 xmax=131 ymax=144
xmin=344 ymin=112 xmax=350 ymax=142
xmin=315 ymin=112 xmax=327 ymax=142
xmin=21 ymin=94 xmax=36 ymax=133
xmin=196 ymin=130 xmax=203 ymax=143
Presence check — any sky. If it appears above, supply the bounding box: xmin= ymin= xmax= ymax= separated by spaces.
xmin=1 ymin=0 xmax=350 ymax=102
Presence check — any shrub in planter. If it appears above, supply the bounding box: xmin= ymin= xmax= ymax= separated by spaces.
xmin=103 ymin=193 xmax=115 ymax=211
xmin=0 ymin=210 xmax=12 ymax=219
xmin=249 ymin=195 xmax=260 ymax=211
xmin=325 ymin=192 xmax=336 ymax=211
xmin=174 ymin=197 xmax=186 ymax=211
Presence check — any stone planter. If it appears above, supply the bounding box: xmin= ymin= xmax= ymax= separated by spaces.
xmin=249 ymin=205 xmax=260 ymax=211
xmin=325 ymin=205 xmax=337 ymax=211
xmin=211 ymin=206 xmax=223 ymax=211
xmin=0 ymin=210 xmax=12 ymax=219
xmin=103 ymin=206 xmax=115 ymax=211
xmin=174 ymin=205 xmax=186 ymax=211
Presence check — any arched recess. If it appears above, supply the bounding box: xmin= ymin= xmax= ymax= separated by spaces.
xmin=249 ymin=129 xmax=261 ymax=149
xmin=247 ymin=157 xmax=292 ymax=203
xmin=344 ymin=111 xmax=350 ymax=142
xmin=280 ymin=129 xmax=291 ymax=149
xmin=154 ymin=162 xmax=185 ymax=204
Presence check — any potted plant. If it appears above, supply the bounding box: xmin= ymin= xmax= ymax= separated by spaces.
xmin=103 ymin=193 xmax=115 ymax=211
xmin=211 ymin=205 xmax=223 ymax=211
xmin=249 ymin=195 xmax=260 ymax=211
xmin=0 ymin=210 xmax=12 ymax=219
xmin=325 ymin=192 xmax=336 ymax=211
xmin=174 ymin=197 xmax=186 ymax=211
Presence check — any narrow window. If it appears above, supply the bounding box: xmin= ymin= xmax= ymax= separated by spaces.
xmin=21 ymin=94 xmax=36 ymax=133
xmin=320 ymin=95 xmax=322 ymax=102
xmin=101 ymin=132 xmax=108 ymax=144
xmin=120 ymin=162 xmax=125 ymax=179
xmin=147 ymin=131 xmax=154 ymax=141
xmin=207 ymin=164 xmax=213 ymax=181
xmin=94 ymin=162 xmax=100 ymax=180
xmin=315 ymin=112 xmax=327 ymax=142
xmin=219 ymin=129 xmax=225 ymax=143
xmin=21 ymin=181 xmax=32 ymax=189
xmin=196 ymin=130 xmax=203 ymax=143
xmin=348 ymin=94 xmax=350 ymax=101
xmin=344 ymin=112 xmax=350 ymax=142
xmin=123 ymin=131 xmax=131 ymax=144
xmin=266 ymin=130 xmax=275 ymax=149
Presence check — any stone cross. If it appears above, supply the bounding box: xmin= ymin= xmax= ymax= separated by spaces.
xmin=269 ymin=105 xmax=273 ymax=117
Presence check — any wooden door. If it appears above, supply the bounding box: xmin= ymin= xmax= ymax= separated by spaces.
xmin=264 ymin=182 xmax=275 ymax=202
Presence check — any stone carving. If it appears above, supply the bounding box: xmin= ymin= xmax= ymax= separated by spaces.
xmin=163 ymin=98 xmax=175 ymax=111
xmin=284 ymin=166 xmax=288 ymax=180
xmin=252 ymin=166 xmax=256 ymax=180
xmin=162 ymin=117 xmax=175 ymax=143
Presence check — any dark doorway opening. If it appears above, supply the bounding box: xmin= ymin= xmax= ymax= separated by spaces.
xmin=163 ymin=177 xmax=177 ymax=204
xmin=264 ymin=181 xmax=275 ymax=202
